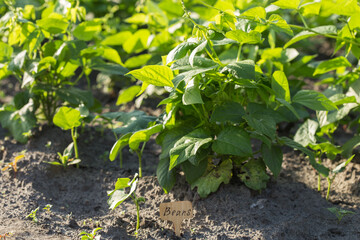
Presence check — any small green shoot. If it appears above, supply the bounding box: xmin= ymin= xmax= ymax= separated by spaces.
xmin=108 ymin=173 xmax=145 ymax=235
xmin=327 ymin=207 xmax=355 ymax=222
xmin=52 ymin=107 xmax=83 ymax=167
xmin=79 ymin=227 xmax=102 ymax=240
xmin=45 ymin=141 xmax=52 ymax=148
xmin=43 ymin=204 xmax=52 ymax=212
xmin=326 ymin=155 xmax=354 ymax=200
xmin=46 ymin=142 xmax=81 ymax=168
xmin=26 ymin=207 xmax=39 ymax=223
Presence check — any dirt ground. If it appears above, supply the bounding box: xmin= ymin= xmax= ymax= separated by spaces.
xmin=0 ymin=121 xmax=359 ymax=240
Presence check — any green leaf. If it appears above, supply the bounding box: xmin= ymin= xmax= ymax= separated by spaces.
xmin=243 ymin=113 xmax=276 ymax=140
xmin=114 ymin=178 xmax=131 ymax=190
xmin=276 ymin=98 xmax=300 ymax=119
xmin=313 ymin=57 xmax=352 ymax=76
xmin=166 ymin=40 xmax=198 ymax=64
xmin=225 ymin=30 xmax=262 ymax=44
xmin=22 ymin=71 xmax=35 ymax=88
xmin=127 ymin=65 xmax=174 ymax=87
xmin=110 ymin=111 xmax=156 ymax=135
xmin=272 ymin=71 xmax=290 ymax=102
xmin=123 ymin=29 xmax=150 ymax=54
xmin=212 ymin=126 xmax=252 ymax=157
xmin=309 ymin=142 xmax=342 ymax=160
xmin=109 ymin=133 xmax=132 ymax=161
xmin=301 ymin=2 xmax=321 ymax=16
xmin=125 ymin=13 xmax=147 ymax=24
xmin=102 ymin=46 xmax=123 ymax=65
xmin=157 ymin=156 xmax=176 ymax=194
xmin=116 ymin=86 xmax=141 ymax=105
xmin=238 ymin=158 xmax=269 ymax=190
xmin=189 ymin=41 xmax=208 ymax=67
xmin=342 ymin=135 xmax=360 ymax=158
xmin=0 ymin=42 xmax=13 ymax=62
xmin=293 ymin=90 xmax=337 ymax=111
xmin=317 ymin=103 xmax=356 ymax=128
xmin=221 ymin=60 xmax=255 ymax=80
xmin=261 ymin=144 xmax=283 ymax=178
xmin=108 ymin=176 xmax=138 ymax=209
xmin=101 ymin=31 xmax=132 ymax=46
xmin=242 ymin=6 xmax=266 ymax=19
xmin=169 ymin=129 xmax=212 ymax=170
xmin=284 ymin=25 xmax=337 ymax=48
xmin=182 ymin=78 xmax=203 ymax=105
xmin=182 ymin=159 xmax=208 ymax=184
xmin=171 ymin=56 xmax=218 ymax=71
xmin=56 ymin=88 xmax=94 ymax=108
xmin=129 ymin=124 xmax=163 ymax=150
xmin=73 ymin=19 xmax=102 ymax=41
xmin=267 ymin=14 xmax=293 ymax=36
xmin=38 ymin=56 xmax=56 ymax=72
xmin=53 ymin=107 xmax=82 ymax=130
xmin=320 ymin=0 xmax=360 ymax=17
xmin=273 ymin=0 xmax=300 ymax=9
xmin=294 ymin=119 xmax=319 ymax=147
xmin=90 ymin=59 xmax=129 ymax=75
xmin=210 ymin=101 xmax=245 ymax=123
xmin=0 ymin=103 xmax=36 ymax=143
xmin=332 ymin=155 xmax=354 ymax=174
xmin=36 ymin=13 xmax=69 ymax=34
xmin=124 ymin=54 xmax=152 ymax=69
xmin=280 ymin=136 xmax=329 ymax=176
xmin=191 ymin=159 xmax=233 ymax=198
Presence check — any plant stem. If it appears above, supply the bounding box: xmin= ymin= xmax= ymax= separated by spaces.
xmin=136 ymin=147 xmax=144 ymax=178
xmin=298 ymin=12 xmax=308 ymax=28
xmin=71 ymin=127 xmax=79 ymax=159
xmin=288 ymin=24 xmax=360 ymax=47
xmin=317 ymin=175 xmax=321 ymax=192
xmin=236 ymin=43 xmax=242 ymax=62
xmin=326 ymin=177 xmax=331 ymax=201
xmin=135 ymin=198 xmax=140 ymax=235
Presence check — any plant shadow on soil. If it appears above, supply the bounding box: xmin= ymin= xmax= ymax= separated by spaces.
xmin=0 ymin=125 xmax=360 ymax=240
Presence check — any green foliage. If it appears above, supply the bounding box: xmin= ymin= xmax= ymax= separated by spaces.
xmin=327 ymin=207 xmax=355 ymax=222
xmin=79 ymin=228 xmax=102 ymax=240
xmin=108 ymin=173 xmax=145 ymax=235
xmin=25 ymin=207 xmax=40 ymax=223
xmin=103 ymin=0 xmax=360 ymax=198
xmin=0 ymin=0 xmax=129 ymax=141
xmin=52 ymin=106 xmax=82 ymax=165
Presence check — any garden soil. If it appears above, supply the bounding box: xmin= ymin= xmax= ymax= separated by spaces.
xmin=0 ymin=123 xmax=360 ymax=240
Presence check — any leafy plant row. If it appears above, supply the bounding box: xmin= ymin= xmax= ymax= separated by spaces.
xmin=111 ymin=0 xmax=360 ymax=198
xmin=1 ymin=0 xmax=360 ymax=200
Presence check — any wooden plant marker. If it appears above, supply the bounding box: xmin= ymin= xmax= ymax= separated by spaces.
xmin=160 ymin=201 xmax=193 ymax=236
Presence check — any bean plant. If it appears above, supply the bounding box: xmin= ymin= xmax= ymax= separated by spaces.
xmin=111 ymin=0 xmax=360 ymax=197
xmin=108 ymin=173 xmax=145 ymax=235
xmin=0 ymin=0 xmax=128 ymax=143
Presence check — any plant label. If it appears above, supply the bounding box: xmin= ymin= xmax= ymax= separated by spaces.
xmin=159 ymin=201 xmax=193 ymax=236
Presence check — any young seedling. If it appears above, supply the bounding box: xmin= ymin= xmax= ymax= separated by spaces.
xmin=109 ymin=124 xmax=162 ymax=177
xmin=46 ymin=143 xmax=80 ymax=168
xmin=327 ymin=207 xmax=355 ymax=223
xmin=25 ymin=207 xmax=40 ymax=223
xmin=43 ymin=204 xmax=53 ymax=212
xmin=1 ymin=151 xmax=26 ymax=177
xmin=53 ymin=107 xmax=83 ymax=167
xmin=79 ymin=227 xmax=102 ymax=240
xmin=325 ymin=155 xmax=354 ymax=200
xmin=108 ymin=173 xmax=145 ymax=235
